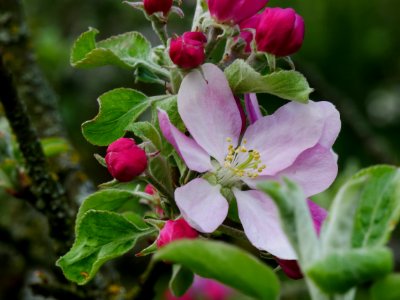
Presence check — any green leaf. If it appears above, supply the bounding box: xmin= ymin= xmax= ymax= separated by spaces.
xmin=148 ymin=155 xmax=174 ymax=193
xmin=126 ymin=121 xmax=163 ymax=151
xmin=82 ymin=88 xmax=150 ymax=146
xmin=152 ymin=96 xmax=185 ymax=132
xmin=57 ymin=210 xmax=152 ymax=284
xmin=71 ymin=28 xmax=150 ymax=69
xmin=321 ymin=165 xmax=400 ymax=252
xmin=40 ymin=137 xmax=70 ymax=157
xmin=154 ymin=240 xmax=280 ymax=300
xmin=76 ymin=189 xmax=147 ymax=229
xmin=224 ymin=59 xmax=313 ymax=102
xmin=169 ymin=265 xmax=194 ymax=297
xmin=351 ymin=165 xmax=400 ymax=247
xmin=306 ymin=247 xmax=393 ymax=294
xmin=257 ymin=179 xmax=320 ymax=267
xmin=370 ymin=273 xmax=400 ymax=300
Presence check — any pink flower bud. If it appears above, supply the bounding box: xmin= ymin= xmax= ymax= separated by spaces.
xmin=144 ymin=184 xmax=156 ymax=195
xmin=242 ymin=7 xmax=305 ymax=57
xmin=105 ymin=138 xmax=147 ymax=182
xmin=157 ymin=219 xmax=198 ymax=248
xmin=169 ymin=32 xmax=207 ymax=69
xmin=143 ymin=0 xmax=173 ymax=16
xmin=207 ymin=0 xmax=268 ymax=24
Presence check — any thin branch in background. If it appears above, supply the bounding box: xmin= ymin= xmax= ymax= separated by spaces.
xmin=0 ymin=0 xmax=94 ymax=204
xmin=298 ymin=61 xmax=398 ymax=165
xmin=0 ymin=57 xmax=73 ymax=254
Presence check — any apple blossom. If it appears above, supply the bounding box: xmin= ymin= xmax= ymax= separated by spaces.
xmin=158 ymin=63 xmax=340 ymax=260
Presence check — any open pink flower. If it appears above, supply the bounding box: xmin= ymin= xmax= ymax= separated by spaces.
xmin=158 ymin=64 xmax=340 ymax=260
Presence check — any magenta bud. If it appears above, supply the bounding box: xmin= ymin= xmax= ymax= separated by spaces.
xmin=253 ymin=7 xmax=305 ymax=56
xmin=144 ymin=184 xmax=156 ymax=195
xmin=207 ymin=0 xmax=268 ymax=24
xmin=105 ymin=138 xmax=147 ymax=182
xmin=156 ymin=219 xmax=198 ymax=248
xmin=143 ymin=0 xmax=173 ymax=16
xmin=169 ymin=32 xmax=207 ymax=69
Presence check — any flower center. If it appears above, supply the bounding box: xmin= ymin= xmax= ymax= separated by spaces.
xmin=215 ymin=137 xmax=266 ymax=186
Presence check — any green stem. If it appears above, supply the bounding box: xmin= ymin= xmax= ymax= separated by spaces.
xmin=151 ymin=18 xmax=168 ymax=46
xmin=191 ymin=0 xmax=205 ymax=31
xmin=217 ymin=224 xmax=249 ymax=242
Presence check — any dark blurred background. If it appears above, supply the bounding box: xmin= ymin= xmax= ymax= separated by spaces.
xmin=1 ymin=0 xmax=399 ymax=298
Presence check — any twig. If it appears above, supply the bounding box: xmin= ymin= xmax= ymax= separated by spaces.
xmin=298 ymin=60 xmax=397 ymax=165
xmin=0 ymin=0 xmax=94 ymax=204
xmin=0 ymin=57 xmax=73 ymax=254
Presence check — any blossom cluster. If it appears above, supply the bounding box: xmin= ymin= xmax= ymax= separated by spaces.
xmin=104 ymin=0 xmax=339 ymax=287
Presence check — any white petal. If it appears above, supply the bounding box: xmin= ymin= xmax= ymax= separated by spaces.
xmin=243 ymin=101 xmax=331 ymax=175
xmin=178 ymin=63 xmax=242 ymax=163
xmin=175 ymin=178 xmax=228 ymax=233
xmin=234 ymin=189 xmax=297 ymax=260
xmin=158 ymin=109 xmax=212 ymax=172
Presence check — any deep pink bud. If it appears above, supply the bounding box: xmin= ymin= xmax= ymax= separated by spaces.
xmin=169 ymin=32 xmax=207 ymax=69
xmin=253 ymin=7 xmax=305 ymax=56
xmin=144 ymin=184 xmax=156 ymax=195
xmin=207 ymin=0 xmax=268 ymax=24
xmin=105 ymin=138 xmax=147 ymax=182
xmin=276 ymin=200 xmax=328 ymax=279
xmin=143 ymin=0 xmax=173 ymax=16
xmin=156 ymin=219 xmax=198 ymax=248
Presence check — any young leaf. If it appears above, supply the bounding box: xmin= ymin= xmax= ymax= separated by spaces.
xmin=71 ymin=28 xmax=148 ymax=69
xmin=370 ymin=273 xmax=400 ymax=300
xmin=351 ymin=165 xmax=400 ymax=247
xmin=126 ymin=121 xmax=163 ymax=151
xmin=306 ymin=247 xmax=393 ymax=294
xmin=321 ymin=165 xmax=400 ymax=252
xmin=154 ymin=240 xmax=280 ymax=300
xmin=82 ymin=88 xmax=150 ymax=145
xmin=56 ymin=210 xmax=153 ymax=285
xmin=224 ymin=59 xmax=313 ymax=102
xmin=76 ymin=189 xmax=147 ymax=229
xmin=169 ymin=265 xmax=194 ymax=297
xmin=257 ymin=179 xmax=320 ymax=267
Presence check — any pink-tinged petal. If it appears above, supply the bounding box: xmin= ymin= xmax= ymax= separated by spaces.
xmin=233 ymin=189 xmax=297 ymax=260
xmin=175 ymin=178 xmax=228 ymax=233
xmin=244 ymin=93 xmax=262 ymax=124
xmin=317 ymin=101 xmax=341 ymax=148
xmin=243 ymin=101 xmax=331 ymax=176
xmin=307 ymin=199 xmax=328 ymax=234
xmin=235 ymin=96 xmax=246 ymax=134
xmin=158 ymin=110 xmax=213 ymax=173
xmin=246 ymin=144 xmax=338 ymax=197
xmin=178 ymin=63 xmax=242 ymax=163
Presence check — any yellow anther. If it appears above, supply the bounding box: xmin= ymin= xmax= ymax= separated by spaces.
xmin=224 ymin=162 xmax=231 ymax=167
xmin=240 ymin=146 xmax=247 ymax=152
xmin=242 ymin=138 xmax=247 ymax=144
xmin=226 ymin=137 xmax=232 ymax=143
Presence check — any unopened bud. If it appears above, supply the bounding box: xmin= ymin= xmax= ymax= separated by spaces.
xmin=169 ymin=32 xmax=207 ymax=69
xmin=143 ymin=0 xmax=173 ymax=16
xmin=157 ymin=218 xmax=198 ymax=248
xmin=105 ymin=138 xmax=147 ymax=182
